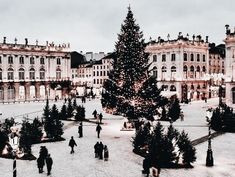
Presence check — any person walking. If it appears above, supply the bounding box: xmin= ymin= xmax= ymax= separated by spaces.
xmin=99 ymin=113 xmax=103 ymax=124
xmin=143 ymin=156 xmax=151 ymax=177
xmin=78 ymin=122 xmax=83 ymax=138
xmin=37 ymin=156 xmax=45 ymax=173
xmin=94 ymin=142 xmax=99 ymax=158
xmin=103 ymin=145 xmax=109 ymax=161
xmin=39 ymin=146 xmax=48 ymax=160
xmin=92 ymin=109 xmax=97 ymax=119
xmin=96 ymin=123 xmax=102 ymax=138
xmin=99 ymin=142 xmax=104 ymax=160
xmin=69 ymin=136 xmax=77 ymax=154
xmin=45 ymin=154 xmax=53 ymax=176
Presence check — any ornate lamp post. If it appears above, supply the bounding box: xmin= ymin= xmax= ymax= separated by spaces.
xmin=206 ymin=109 xmax=213 ymax=166
xmin=9 ymin=129 xmax=19 ymax=177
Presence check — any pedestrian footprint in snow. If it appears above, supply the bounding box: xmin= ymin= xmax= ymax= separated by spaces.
xmin=69 ymin=136 xmax=77 ymax=154
xmin=96 ymin=123 xmax=102 ymax=138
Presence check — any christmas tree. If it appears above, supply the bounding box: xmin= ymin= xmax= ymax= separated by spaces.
xmin=75 ymin=105 xmax=85 ymax=121
xmin=101 ymin=6 xmax=163 ymax=120
xmin=67 ymin=98 xmax=74 ymax=118
xmin=60 ymin=104 xmax=67 ymax=120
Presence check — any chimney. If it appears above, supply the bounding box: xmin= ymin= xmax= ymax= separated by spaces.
xmin=206 ymin=36 xmax=209 ymax=43
xmin=3 ymin=37 xmax=6 ymax=44
xmin=25 ymin=38 xmax=28 ymax=45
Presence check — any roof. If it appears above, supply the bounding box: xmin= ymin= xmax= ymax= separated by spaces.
xmin=70 ymin=51 xmax=86 ymax=68
xmin=209 ymin=43 xmax=225 ymax=58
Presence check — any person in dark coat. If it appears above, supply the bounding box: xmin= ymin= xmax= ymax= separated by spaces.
xmin=103 ymin=145 xmax=109 ymax=161
xmin=96 ymin=123 xmax=102 ymax=138
xmin=78 ymin=122 xmax=83 ymax=138
xmin=94 ymin=142 xmax=99 ymax=158
xmin=37 ymin=156 xmax=45 ymax=173
xmin=143 ymin=156 xmax=151 ymax=177
xmin=99 ymin=113 xmax=103 ymax=124
xmin=45 ymin=154 xmax=53 ymax=176
xmin=69 ymin=136 xmax=77 ymax=154
xmin=92 ymin=110 xmax=97 ymax=119
xmin=39 ymin=146 xmax=48 ymax=160
xmin=99 ymin=142 xmax=104 ymax=160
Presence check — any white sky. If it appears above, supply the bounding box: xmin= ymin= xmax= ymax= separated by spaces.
xmin=1 ymin=0 xmax=235 ymax=53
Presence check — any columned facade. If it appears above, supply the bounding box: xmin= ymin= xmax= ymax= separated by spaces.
xmin=146 ymin=34 xmax=209 ymax=101
xmin=0 ymin=38 xmax=71 ymax=103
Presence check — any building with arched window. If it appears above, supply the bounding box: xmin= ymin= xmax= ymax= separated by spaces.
xmin=146 ymin=33 xmax=209 ymax=101
xmin=0 ymin=38 xmax=71 ymax=102
xmin=224 ymin=25 xmax=235 ymax=105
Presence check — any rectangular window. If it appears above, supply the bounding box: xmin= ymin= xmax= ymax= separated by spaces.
xmin=0 ymin=72 xmax=2 ymax=80
xmin=94 ymin=79 xmax=96 ymax=84
xmin=19 ymin=57 xmax=24 ymax=64
xmin=171 ymin=54 xmax=175 ymax=61
xmin=203 ymin=55 xmax=206 ymax=62
xmin=97 ymin=71 xmax=99 ymax=76
xmin=0 ymin=56 xmax=2 ymax=64
xmin=93 ymin=71 xmax=95 ymax=76
xmin=97 ymin=79 xmax=99 ymax=84
xmin=100 ymin=79 xmax=103 ymax=84
xmin=153 ymin=55 xmax=157 ymax=62
xmin=103 ymin=71 xmax=106 ymax=76
xmin=162 ymin=54 xmax=166 ymax=62
xmin=40 ymin=58 xmax=45 ymax=65
xmin=100 ymin=71 xmax=102 ymax=76
xmin=100 ymin=66 xmax=102 ymax=69
xmin=30 ymin=57 xmax=35 ymax=64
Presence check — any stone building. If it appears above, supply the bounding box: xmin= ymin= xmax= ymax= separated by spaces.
xmin=224 ymin=25 xmax=235 ymax=105
xmin=146 ymin=33 xmax=209 ymax=101
xmin=0 ymin=37 xmax=71 ymax=102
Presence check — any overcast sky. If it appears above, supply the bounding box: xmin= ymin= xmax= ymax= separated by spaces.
xmin=1 ymin=0 xmax=235 ymax=53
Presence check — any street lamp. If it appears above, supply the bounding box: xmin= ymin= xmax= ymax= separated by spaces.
xmin=9 ymin=130 xmax=19 ymax=177
xmin=206 ymin=109 xmax=213 ymax=166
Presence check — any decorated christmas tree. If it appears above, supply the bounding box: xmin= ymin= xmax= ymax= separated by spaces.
xmin=101 ymin=6 xmax=163 ymax=120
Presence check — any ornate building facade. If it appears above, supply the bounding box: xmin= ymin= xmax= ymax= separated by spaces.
xmin=146 ymin=34 xmax=209 ymax=101
xmin=0 ymin=37 xmax=71 ymax=102
xmin=224 ymin=25 xmax=235 ymax=105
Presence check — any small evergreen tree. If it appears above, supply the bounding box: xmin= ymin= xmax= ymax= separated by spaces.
xmin=177 ymin=131 xmax=196 ymax=166
xmin=31 ymin=118 xmax=43 ymax=143
xmin=75 ymin=105 xmax=85 ymax=121
xmin=50 ymin=104 xmax=64 ymax=139
xmin=168 ymin=96 xmax=181 ymax=122
xmin=0 ymin=130 xmax=8 ymax=154
xmin=60 ymin=104 xmax=67 ymax=120
xmin=67 ymin=98 xmax=74 ymax=118
xmin=43 ymin=99 xmax=50 ymax=124
xmin=73 ymin=98 xmax=77 ymax=109
xmin=19 ymin=120 xmax=32 ymax=154
xmin=133 ymin=123 xmax=151 ymax=151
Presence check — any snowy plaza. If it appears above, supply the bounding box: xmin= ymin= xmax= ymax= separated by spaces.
xmin=0 ymin=98 xmax=234 ymax=177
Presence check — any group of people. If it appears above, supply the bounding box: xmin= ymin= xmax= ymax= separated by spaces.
xmin=94 ymin=142 xmax=109 ymax=161
xmin=92 ymin=109 xmax=103 ymax=123
xmin=37 ymin=146 xmax=53 ymax=176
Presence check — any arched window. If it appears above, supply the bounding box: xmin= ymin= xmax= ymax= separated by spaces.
xmin=190 ymin=66 xmax=194 ymax=72
xmin=183 ymin=65 xmax=188 ymax=79
xmin=170 ymin=85 xmax=176 ymax=91
xmin=30 ymin=57 xmax=35 ymax=64
xmin=202 ymin=66 xmax=206 ymax=72
xmin=196 ymin=66 xmax=200 ymax=72
xmin=0 ymin=68 xmax=2 ymax=80
xmin=8 ymin=68 xmax=14 ymax=80
xmin=29 ymin=68 xmax=35 ymax=80
xmin=161 ymin=66 xmax=167 ymax=80
xmin=184 ymin=53 xmax=187 ymax=61
xmin=232 ymin=87 xmax=235 ymax=104
xmin=40 ymin=57 xmax=45 ymax=65
xmin=56 ymin=68 xmax=61 ymax=79
xmin=190 ymin=54 xmax=194 ymax=61
xmin=57 ymin=58 xmax=61 ymax=65
xmin=19 ymin=68 xmax=25 ymax=80
xmin=8 ymin=56 xmax=13 ymax=64
xmin=40 ymin=68 xmax=45 ymax=80
xmin=197 ymin=54 xmax=200 ymax=62
xmin=153 ymin=66 xmax=157 ymax=77
xmin=153 ymin=55 xmax=157 ymax=62
xmin=8 ymin=85 xmax=15 ymax=100
xmin=171 ymin=66 xmax=176 ymax=80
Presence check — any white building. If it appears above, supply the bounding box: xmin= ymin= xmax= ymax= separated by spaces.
xmin=0 ymin=37 xmax=71 ymax=102
xmin=146 ymin=34 xmax=209 ymax=101
xmin=224 ymin=25 xmax=235 ymax=105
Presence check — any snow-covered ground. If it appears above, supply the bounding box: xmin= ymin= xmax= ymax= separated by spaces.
xmin=0 ymin=98 xmax=234 ymax=177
